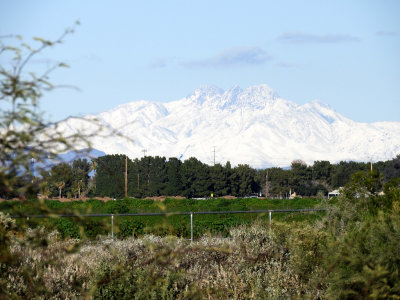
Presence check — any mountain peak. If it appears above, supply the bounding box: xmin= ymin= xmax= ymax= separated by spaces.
xmin=186 ymin=84 xmax=280 ymax=109
xmin=309 ymin=99 xmax=332 ymax=109
xmin=227 ymin=84 xmax=242 ymax=93
xmin=243 ymin=84 xmax=279 ymax=100
xmin=189 ymin=85 xmax=224 ymax=99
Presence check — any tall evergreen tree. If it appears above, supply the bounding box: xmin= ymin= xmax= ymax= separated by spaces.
xmin=210 ymin=163 xmax=230 ymax=196
xmin=265 ymin=167 xmax=290 ymax=197
xmin=127 ymin=158 xmax=141 ymax=197
xmin=231 ymin=164 xmax=258 ymax=197
xmin=181 ymin=157 xmax=211 ymax=198
xmin=312 ymin=160 xmax=332 ymax=182
xmin=95 ymin=155 xmax=126 ymax=198
xmin=147 ymin=156 xmax=167 ymax=196
xmin=164 ymin=157 xmax=183 ymax=195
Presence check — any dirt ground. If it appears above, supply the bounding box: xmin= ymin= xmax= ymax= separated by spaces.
xmin=0 ymin=195 xmax=215 ymax=202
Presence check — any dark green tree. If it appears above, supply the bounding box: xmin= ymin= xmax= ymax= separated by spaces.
xmin=331 ymin=161 xmax=369 ymax=188
xmin=146 ymin=156 xmax=167 ymax=196
xmin=210 ymin=163 xmax=230 ymax=196
xmin=181 ymin=157 xmax=211 ymax=198
xmin=312 ymin=160 xmax=332 ymax=182
xmin=164 ymin=157 xmax=183 ymax=196
xmin=127 ymin=158 xmax=141 ymax=197
xmin=48 ymin=162 xmax=73 ymax=197
xmin=380 ymin=155 xmax=400 ymax=182
xmin=260 ymin=167 xmax=290 ymax=198
xmin=71 ymin=158 xmax=90 ymax=198
xmin=95 ymin=154 xmax=127 ymax=198
xmin=230 ymin=164 xmax=257 ymax=197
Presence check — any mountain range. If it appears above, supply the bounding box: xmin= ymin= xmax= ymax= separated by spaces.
xmin=58 ymin=84 xmax=400 ymax=168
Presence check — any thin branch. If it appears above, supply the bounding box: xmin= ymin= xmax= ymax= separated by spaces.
xmin=46 ymin=84 xmax=81 ymax=92
xmin=16 ymin=29 xmax=70 ymax=77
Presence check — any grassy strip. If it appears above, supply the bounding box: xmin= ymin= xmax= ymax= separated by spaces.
xmin=0 ymin=197 xmax=321 ymax=215
xmin=1 ymin=197 xmax=324 ymax=239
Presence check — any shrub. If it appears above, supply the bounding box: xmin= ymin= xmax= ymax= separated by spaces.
xmin=82 ymin=219 xmax=108 ymax=238
xmin=56 ymin=218 xmax=79 ymax=239
xmin=106 ymin=200 xmax=129 ymax=214
xmin=323 ymin=202 xmax=400 ymax=299
xmin=118 ymin=219 xmax=145 ymax=238
xmin=94 ymin=264 xmax=201 ymax=299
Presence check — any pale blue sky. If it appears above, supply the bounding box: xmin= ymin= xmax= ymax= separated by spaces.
xmin=1 ymin=0 xmax=399 ymax=122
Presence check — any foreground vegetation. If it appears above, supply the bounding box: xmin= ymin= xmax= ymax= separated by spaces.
xmin=1 ymin=171 xmax=399 ymax=299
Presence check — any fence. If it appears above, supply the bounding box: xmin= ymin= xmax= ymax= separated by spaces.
xmin=11 ymin=208 xmax=326 ymax=242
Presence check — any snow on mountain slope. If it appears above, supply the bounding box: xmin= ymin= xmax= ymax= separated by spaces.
xmin=59 ymin=84 xmax=400 ymax=168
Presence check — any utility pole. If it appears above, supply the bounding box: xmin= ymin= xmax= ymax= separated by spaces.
xmin=371 ymin=158 xmax=373 ymax=172
xmin=265 ymin=170 xmax=269 ymax=199
xmin=30 ymin=158 xmax=35 ymax=183
xmin=142 ymin=149 xmax=147 ymax=157
xmin=137 ymin=161 xmax=140 ymax=190
xmin=124 ymin=155 xmax=128 ymax=198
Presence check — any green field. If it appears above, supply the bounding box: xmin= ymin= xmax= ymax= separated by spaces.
xmin=0 ymin=197 xmax=322 ymax=214
xmin=1 ymin=197 xmax=324 ymax=239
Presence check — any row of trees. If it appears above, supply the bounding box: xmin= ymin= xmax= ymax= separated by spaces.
xmin=92 ymin=154 xmax=400 ymax=199
xmin=95 ymin=156 xmax=258 ymax=199
xmin=2 ymin=154 xmax=399 ymax=199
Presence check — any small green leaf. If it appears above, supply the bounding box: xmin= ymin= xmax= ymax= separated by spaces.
xmin=22 ymin=43 xmax=33 ymax=51
xmin=6 ymin=46 xmax=19 ymax=51
xmin=58 ymin=62 xmax=70 ymax=68
xmin=29 ymin=72 xmax=37 ymax=80
xmin=33 ymin=36 xmax=46 ymax=43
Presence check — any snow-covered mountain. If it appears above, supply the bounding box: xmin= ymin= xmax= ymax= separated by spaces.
xmin=58 ymin=84 xmax=400 ymax=168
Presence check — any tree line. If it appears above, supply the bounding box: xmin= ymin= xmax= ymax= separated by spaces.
xmin=93 ymin=155 xmax=400 ymax=199
xmin=2 ymin=154 xmax=399 ymax=199
xmin=5 ymin=154 xmax=394 ymax=199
